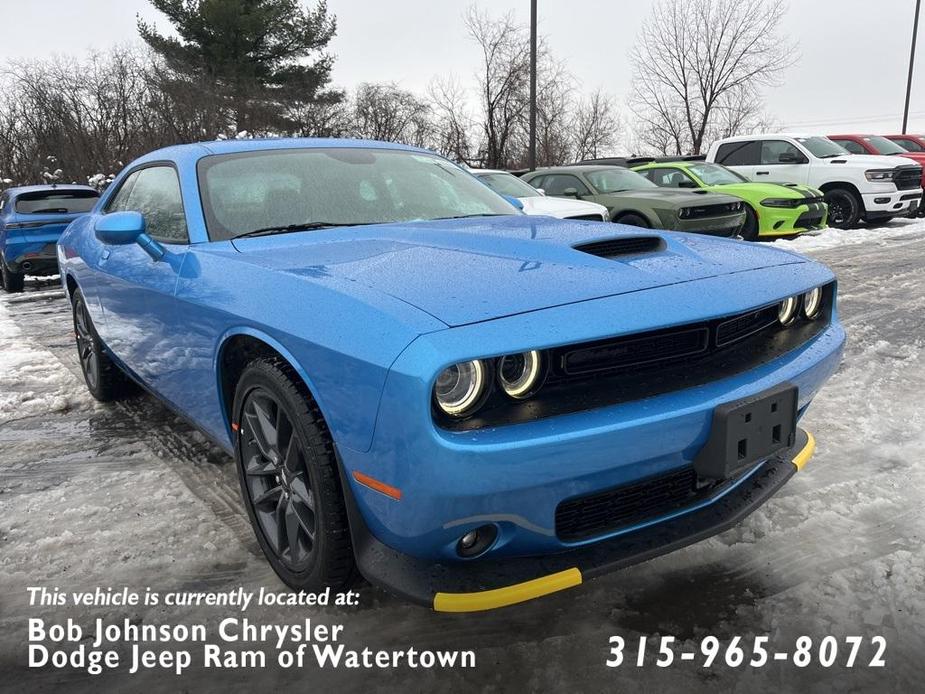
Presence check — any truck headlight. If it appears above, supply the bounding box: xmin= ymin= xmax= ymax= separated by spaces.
xmin=865 ymin=169 xmax=896 ymax=181
xmin=434 ymin=360 xmax=488 ymax=417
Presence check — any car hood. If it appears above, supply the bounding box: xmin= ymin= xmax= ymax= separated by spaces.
xmin=710 ymin=182 xmax=821 ymax=199
xmin=828 ymin=153 xmax=921 ymax=168
xmin=519 ymin=195 xmax=607 ymax=218
xmin=601 ymin=189 xmax=741 ymax=206
xmin=230 ymin=216 xmax=805 ymax=327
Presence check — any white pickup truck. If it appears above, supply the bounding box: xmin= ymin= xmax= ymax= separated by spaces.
xmin=706 ymin=133 xmax=923 ymax=228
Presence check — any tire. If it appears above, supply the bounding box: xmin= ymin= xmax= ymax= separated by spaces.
xmin=740 ymin=205 xmax=760 ymax=241
xmin=232 ymin=357 xmax=355 ymax=592
xmin=823 ymin=187 xmax=862 ymax=229
xmin=1 ymin=257 xmax=24 ymax=293
xmin=71 ymin=289 xmax=133 ymax=401
xmin=614 ymin=213 xmax=650 ymax=228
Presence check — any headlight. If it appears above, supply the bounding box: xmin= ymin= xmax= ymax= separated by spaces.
xmin=761 ymin=197 xmax=799 ymax=208
xmin=778 ymin=296 xmax=799 ymax=325
xmin=865 ymin=169 xmax=895 ymax=182
xmin=434 ymin=360 xmax=487 ymax=417
xmin=678 ymin=207 xmax=691 ymax=219
xmin=803 ymin=287 xmax=823 ymax=319
xmin=498 ymin=350 xmax=543 ymax=399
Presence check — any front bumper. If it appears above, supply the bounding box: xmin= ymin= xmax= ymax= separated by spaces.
xmin=346 ymin=429 xmax=815 ymax=611
xmin=862 ymin=189 xmax=922 ymax=218
xmin=757 ymin=204 xmax=828 ymax=236
xmin=674 ymin=211 xmax=745 ymax=237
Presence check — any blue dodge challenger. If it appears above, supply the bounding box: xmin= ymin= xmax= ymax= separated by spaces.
xmin=58 ymin=139 xmax=845 ymax=612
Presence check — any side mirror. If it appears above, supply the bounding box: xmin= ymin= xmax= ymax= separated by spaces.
xmin=94 ymin=211 xmax=165 ymax=261
xmin=501 ymin=194 xmax=525 ymax=210
xmin=95 ymin=211 xmax=145 ymax=245
xmin=678 ymin=179 xmax=698 ymax=189
xmin=561 ymin=187 xmax=579 ymax=197
xmin=778 ymin=152 xmax=806 ymax=164
xmin=535 ymin=188 xmax=546 ymax=196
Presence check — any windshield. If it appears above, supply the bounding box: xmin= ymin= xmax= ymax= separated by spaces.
xmin=864 ymin=135 xmax=909 ymax=155
xmin=14 ymin=190 xmax=98 ymax=214
xmin=796 ymin=136 xmax=850 ymax=158
xmin=585 ymin=168 xmax=657 ymax=193
xmin=197 ymin=148 xmax=517 ymax=240
xmin=687 ymin=163 xmax=747 ymax=185
xmin=475 ymin=171 xmax=541 ymax=198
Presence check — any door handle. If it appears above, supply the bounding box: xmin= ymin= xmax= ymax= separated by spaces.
xmin=756 ymin=171 xmax=770 ymax=176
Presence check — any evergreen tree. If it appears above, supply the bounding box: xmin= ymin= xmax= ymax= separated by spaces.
xmin=139 ymin=0 xmax=340 ymax=134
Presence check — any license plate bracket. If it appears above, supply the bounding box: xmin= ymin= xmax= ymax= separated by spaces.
xmin=694 ymin=383 xmax=798 ymax=480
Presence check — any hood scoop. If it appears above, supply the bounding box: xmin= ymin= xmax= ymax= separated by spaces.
xmin=573 ymin=236 xmax=665 ymax=259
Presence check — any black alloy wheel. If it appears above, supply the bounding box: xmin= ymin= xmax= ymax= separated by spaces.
xmin=74 ymin=293 xmax=101 ymax=391
xmin=824 ymin=188 xmax=861 ymax=229
xmin=240 ymin=387 xmax=318 ymax=571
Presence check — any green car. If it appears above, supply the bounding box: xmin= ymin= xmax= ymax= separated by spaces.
xmin=521 ymin=165 xmax=746 ymax=237
xmin=632 ymin=160 xmax=828 ymax=241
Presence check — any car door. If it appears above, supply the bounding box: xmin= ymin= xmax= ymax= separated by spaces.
xmin=92 ymin=164 xmax=190 ymax=392
xmin=713 ymin=140 xmax=762 ymax=180
xmin=755 ymin=140 xmax=810 ymax=185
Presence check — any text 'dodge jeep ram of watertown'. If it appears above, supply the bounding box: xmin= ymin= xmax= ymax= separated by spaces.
xmin=706 ymin=133 xmax=923 ymax=228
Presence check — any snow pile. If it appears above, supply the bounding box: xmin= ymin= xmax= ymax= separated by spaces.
xmin=0 ymin=292 xmax=92 ymax=422
xmin=773 ymin=217 xmax=925 ymax=253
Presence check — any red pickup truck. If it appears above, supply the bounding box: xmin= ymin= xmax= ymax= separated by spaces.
xmin=829 ymin=134 xmax=925 ymax=215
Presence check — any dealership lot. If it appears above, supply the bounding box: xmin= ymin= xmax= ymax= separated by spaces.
xmin=1 ymin=223 xmax=923 ymax=691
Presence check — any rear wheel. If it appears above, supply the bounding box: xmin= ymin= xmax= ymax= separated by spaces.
xmin=1 ymin=257 xmax=24 ymax=293
xmin=740 ymin=206 xmax=760 ymax=241
xmin=614 ymin=213 xmax=650 ymax=228
xmin=233 ymin=358 xmax=355 ymax=592
xmin=71 ymin=289 xmax=133 ymax=401
xmin=823 ymin=187 xmax=862 ymax=229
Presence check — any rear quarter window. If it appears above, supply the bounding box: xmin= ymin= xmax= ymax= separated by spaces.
xmin=714 ymin=141 xmax=760 ymax=166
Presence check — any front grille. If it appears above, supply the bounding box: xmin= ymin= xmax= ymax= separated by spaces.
xmin=573 ymin=236 xmax=664 ymax=258
xmin=795 ymin=209 xmax=826 ymax=229
xmin=566 ymin=213 xmax=607 ymax=222
xmin=715 ymin=305 xmax=778 ymax=346
xmin=894 ymin=166 xmax=922 ymax=190
xmin=556 ymin=467 xmax=699 ymax=541
xmin=561 ymin=328 xmax=708 ymax=375
xmin=684 ymin=202 xmax=740 ymax=219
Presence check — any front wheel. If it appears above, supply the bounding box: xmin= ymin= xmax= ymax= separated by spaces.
xmin=232 ymin=358 xmax=355 ymax=592
xmin=614 ymin=213 xmax=650 ymax=228
xmin=740 ymin=205 xmax=760 ymax=241
xmin=823 ymin=188 xmax=862 ymax=229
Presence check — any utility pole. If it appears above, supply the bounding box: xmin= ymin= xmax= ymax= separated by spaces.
xmin=528 ymin=0 xmax=537 ymax=170
xmin=903 ymin=0 xmax=922 ymax=133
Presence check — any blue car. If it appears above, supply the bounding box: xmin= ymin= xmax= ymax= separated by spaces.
xmin=58 ymin=139 xmax=845 ymax=612
xmin=0 ymin=185 xmax=99 ymax=292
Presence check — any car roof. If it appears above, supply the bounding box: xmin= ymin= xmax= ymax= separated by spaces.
xmin=471 ymin=168 xmax=509 ymax=175
xmin=527 ymin=165 xmax=624 ymax=174
xmin=713 ymin=133 xmax=822 ymax=143
xmin=3 ymin=184 xmax=99 ymax=198
xmin=132 ymin=137 xmax=434 ymax=167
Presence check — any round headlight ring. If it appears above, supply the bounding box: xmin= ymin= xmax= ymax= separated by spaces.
xmin=434 ymin=360 xmax=487 ymax=417
xmin=778 ymin=296 xmax=799 ymax=326
xmin=498 ymin=350 xmax=543 ymax=399
xmin=803 ymin=287 xmax=823 ymax=319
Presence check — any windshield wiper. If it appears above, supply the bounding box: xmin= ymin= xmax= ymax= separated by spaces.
xmin=429 ymin=213 xmax=506 ymax=221
xmin=234 ymin=222 xmax=370 ymax=239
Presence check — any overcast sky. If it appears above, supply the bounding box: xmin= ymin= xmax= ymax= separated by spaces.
xmin=0 ymin=0 xmax=922 ymax=138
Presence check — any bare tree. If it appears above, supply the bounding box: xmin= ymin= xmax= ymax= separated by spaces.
xmin=351 ymin=82 xmax=433 ymax=147
xmin=630 ymin=0 xmax=796 ymax=155
xmin=572 ymin=89 xmax=621 ymax=161
xmin=427 ymin=76 xmax=475 ymax=164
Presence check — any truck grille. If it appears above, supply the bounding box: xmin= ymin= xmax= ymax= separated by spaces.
xmin=894 ymin=165 xmax=922 ymax=190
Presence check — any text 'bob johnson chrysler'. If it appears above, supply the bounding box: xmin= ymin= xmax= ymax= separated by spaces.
xmin=57 ymin=139 xmax=845 ymax=612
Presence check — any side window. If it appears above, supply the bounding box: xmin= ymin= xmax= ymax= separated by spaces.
xmin=543 ymin=174 xmax=590 ymax=196
xmin=760 ymin=140 xmax=805 ymax=165
xmin=894 ymin=138 xmax=924 ymax=152
xmin=645 ymin=167 xmax=696 ymax=188
xmin=124 ymin=166 xmax=189 ymax=243
xmin=106 ymin=171 xmax=141 ymax=213
xmin=715 ymin=141 xmax=760 ymax=166
xmin=834 ymin=139 xmax=865 ymax=155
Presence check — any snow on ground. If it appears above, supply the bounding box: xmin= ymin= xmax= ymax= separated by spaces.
xmin=1 ymin=222 xmax=924 ymax=692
